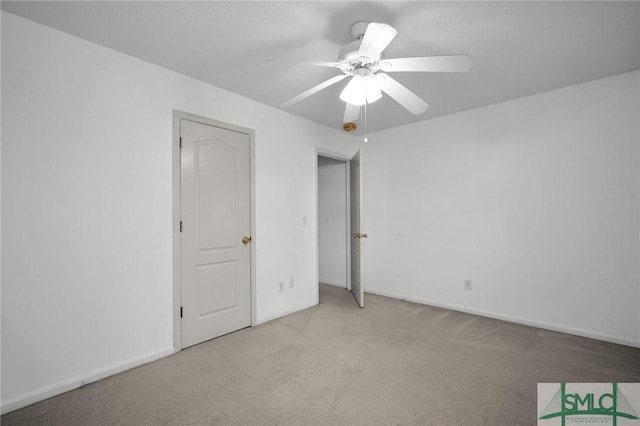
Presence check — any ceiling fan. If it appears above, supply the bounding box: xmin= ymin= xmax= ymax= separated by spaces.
xmin=276 ymin=21 xmax=472 ymax=124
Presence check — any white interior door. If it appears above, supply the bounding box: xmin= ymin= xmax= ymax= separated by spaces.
xmin=350 ymin=150 xmax=364 ymax=308
xmin=180 ymin=118 xmax=251 ymax=348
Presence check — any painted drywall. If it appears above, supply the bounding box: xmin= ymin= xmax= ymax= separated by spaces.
xmin=1 ymin=12 xmax=358 ymax=410
xmin=318 ymin=156 xmax=348 ymax=287
xmin=363 ymin=70 xmax=640 ymax=346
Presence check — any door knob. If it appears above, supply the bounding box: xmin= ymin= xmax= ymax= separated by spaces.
xmin=242 ymin=236 xmax=252 ymax=244
xmin=362 ymin=234 xmax=368 ymax=238
xmin=353 ymin=233 xmax=361 ymax=239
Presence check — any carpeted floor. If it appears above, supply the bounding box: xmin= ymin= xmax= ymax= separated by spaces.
xmin=3 ymin=284 xmax=640 ymax=425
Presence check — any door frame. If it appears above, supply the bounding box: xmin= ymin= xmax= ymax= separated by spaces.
xmin=172 ymin=110 xmax=257 ymax=351
xmin=315 ymin=148 xmax=353 ymax=305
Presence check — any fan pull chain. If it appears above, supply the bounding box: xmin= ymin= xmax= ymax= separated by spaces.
xmin=363 ymin=102 xmax=368 ymax=143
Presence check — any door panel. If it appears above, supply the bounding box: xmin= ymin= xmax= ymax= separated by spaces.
xmin=350 ymin=150 xmax=364 ymax=308
xmin=196 ymin=141 xmax=237 ymax=250
xmin=196 ymin=261 xmax=238 ymax=316
xmin=181 ymin=118 xmax=251 ymax=348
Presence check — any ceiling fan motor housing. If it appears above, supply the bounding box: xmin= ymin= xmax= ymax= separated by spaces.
xmin=338 ymin=21 xmax=382 ymax=67
xmin=338 ymin=40 xmax=363 ymax=65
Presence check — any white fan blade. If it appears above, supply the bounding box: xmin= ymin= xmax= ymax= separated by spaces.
xmin=378 ymin=73 xmax=428 ymax=115
xmin=281 ymin=74 xmax=349 ymax=108
xmin=344 ymin=103 xmax=361 ymax=122
xmin=267 ymin=58 xmax=351 ymax=71
xmin=380 ymin=55 xmax=472 ymax=73
xmin=358 ymin=23 xmax=398 ymax=62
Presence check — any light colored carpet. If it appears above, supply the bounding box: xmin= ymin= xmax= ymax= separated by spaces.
xmin=3 ymin=284 xmax=640 ymax=425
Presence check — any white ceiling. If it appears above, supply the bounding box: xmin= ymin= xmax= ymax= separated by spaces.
xmin=3 ymin=1 xmax=639 ymax=135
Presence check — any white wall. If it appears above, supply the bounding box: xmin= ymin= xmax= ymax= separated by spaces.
xmin=363 ymin=70 xmax=640 ymax=347
xmin=318 ymin=157 xmax=348 ymax=287
xmin=0 ymin=12 xmax=358 ymax=411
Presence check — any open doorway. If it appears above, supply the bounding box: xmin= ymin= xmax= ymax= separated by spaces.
xmin=316 ymin=150 xmax=364 ymax=308
xmin=317 ymin=156 xmax=349 ymax=290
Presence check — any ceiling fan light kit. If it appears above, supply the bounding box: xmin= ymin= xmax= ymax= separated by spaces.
xmin=276 ymin=20 xmax=472 ymax=134
xmin=339 ymin=73 xmax=382 ymax=106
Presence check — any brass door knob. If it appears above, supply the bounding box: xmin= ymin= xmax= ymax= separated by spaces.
xmin=242 ymin=236 xmax=252 ymax=244
xmin=353 ymin=233 xmax=361 ymax=239
xmin=362 ymin=233 xmax=368 ymax=238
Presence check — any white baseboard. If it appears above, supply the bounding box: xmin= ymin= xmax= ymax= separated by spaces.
xmin=1 ymin=346 xmax=175 ymax=415
xmin=256 ymin=300 xmax=318 ymax=325
xmin=365 ymin=288 xmax=640 ymax=349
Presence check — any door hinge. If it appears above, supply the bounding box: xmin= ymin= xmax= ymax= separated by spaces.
xmin=179 ymin=137 xmax=182 ymax=149
xmin=180 ymin=306 xmax=183 ymax=318
xmin=180 ymin=221 xmax=183 ymax=232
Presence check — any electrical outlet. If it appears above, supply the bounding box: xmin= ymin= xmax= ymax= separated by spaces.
xmin=289 ymin=278 xmax=295 ymax=288
xmin=278 ymin=281 xmax=285 ymax=293
xmin=464 ymin=280 xmax=472 ymax=291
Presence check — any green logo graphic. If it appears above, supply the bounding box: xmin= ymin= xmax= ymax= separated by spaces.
xmin=539 ymin=383 xmax=639 ymax=426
